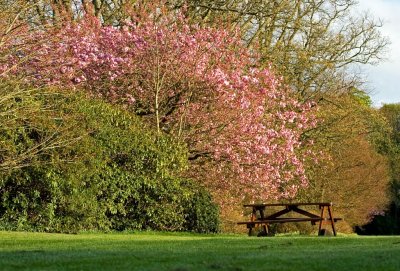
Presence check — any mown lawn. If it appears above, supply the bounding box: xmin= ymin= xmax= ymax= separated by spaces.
xmin=0 ymin=231 xmax=399 ymax=271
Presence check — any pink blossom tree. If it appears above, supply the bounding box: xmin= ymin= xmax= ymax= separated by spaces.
xmin=3 ymin=9 xmax=317 ymax=204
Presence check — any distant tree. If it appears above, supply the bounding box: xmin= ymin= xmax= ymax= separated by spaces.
xmin=349 ymin=86 xmax=373 ymax=108
xmin=379 ymin=104 xmax=400 ymax=193
xmin=297 ymin=92 xmax=391 ymax=227
xmin=369 ymin=103 xmax=400 ymax=234
xmin=354 ymin=103 xmax=400 ymax=235
xmin=380 ymin=104 xmax=400 ymax=145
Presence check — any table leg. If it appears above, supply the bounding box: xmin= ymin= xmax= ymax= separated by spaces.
xmin=327 ymin=206 xmax=337 ymax=236
xmin=248 ymin=226 xmax=254 ymax=236
xmin=318 ymin=205 xmax=338 ymax=236
xmin=251 ymin=207 xmax=257 ymax=221
xmin=262 ymin=224 xmax=268 ymax=234
xmin=247 ymin=207 xmax=257 ymax=236
xmin=318 ymin=206 xmax=326 ymax=234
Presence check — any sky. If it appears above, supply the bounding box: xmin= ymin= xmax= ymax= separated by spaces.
xmin=357 ymin=0 xmax=400 ymax=106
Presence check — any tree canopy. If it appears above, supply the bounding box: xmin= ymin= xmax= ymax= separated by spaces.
xmin=2 ymin=8 xmax=320 ymax=205
xmin=170 ymin=0 xmax=388 ymax=99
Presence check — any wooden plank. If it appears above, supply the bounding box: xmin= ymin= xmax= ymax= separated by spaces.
xmin=265 ymin=208 xmax=291 ymax=219
xmin=265 ymin=218 xmax=322 ymax=223
xmin=290 ymin=206 xmax=321 ymax=219
xmin=237 ymin=217 xmax=322 ymax=225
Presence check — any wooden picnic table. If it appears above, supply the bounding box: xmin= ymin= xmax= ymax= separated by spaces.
xmin=237 ymin=202 xmax=342 ymax=236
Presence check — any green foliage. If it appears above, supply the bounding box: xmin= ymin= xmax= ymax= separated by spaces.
xmin=349 ymin=87 xmax=373 ymax=108
xmin=296 ymin=92 xmax=391 ymax=227
xmin=380 ymin=104 xmax=400 ymax=145
xmin=0 ymin=82 xmax=219 ymax=233
xmin=182 ymin=181 xmax=219 ymax=233
xmin=379 ymin=105 xmax=400 ymax=203
xmin=0 ymin=80 xmax=79 ymax=172
xmin=354 ymin=103 xmax=400 ymax=235
xmin=356 ymin=104 xmax=400 ymax=235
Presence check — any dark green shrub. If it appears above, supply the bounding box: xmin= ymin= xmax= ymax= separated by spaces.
xmin=182 ymin=182 xmax=219 ymax=233
xmin=0 ymin=83 xmax=219 ymax=233
xmin=0 ymin=81 xmax=92 ymax=232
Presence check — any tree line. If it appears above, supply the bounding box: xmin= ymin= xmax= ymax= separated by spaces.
xmin=0 ymin=0 xmax=398 ymax=234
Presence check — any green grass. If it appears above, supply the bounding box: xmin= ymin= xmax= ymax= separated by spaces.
xmin=0 ymin=231 xmax=399 ymax=271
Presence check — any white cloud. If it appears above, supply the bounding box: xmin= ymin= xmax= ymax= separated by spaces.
xmin=357 ymin=0 xmax=400 ymax=106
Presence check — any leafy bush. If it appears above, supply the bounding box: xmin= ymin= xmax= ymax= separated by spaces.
xmin=0 ymin=83 xmax=219 ymax=233
xmin=0 ymin=80 xmax=89 ymax=232
xmin=182 ymin=182 xmax=219 ymax=233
